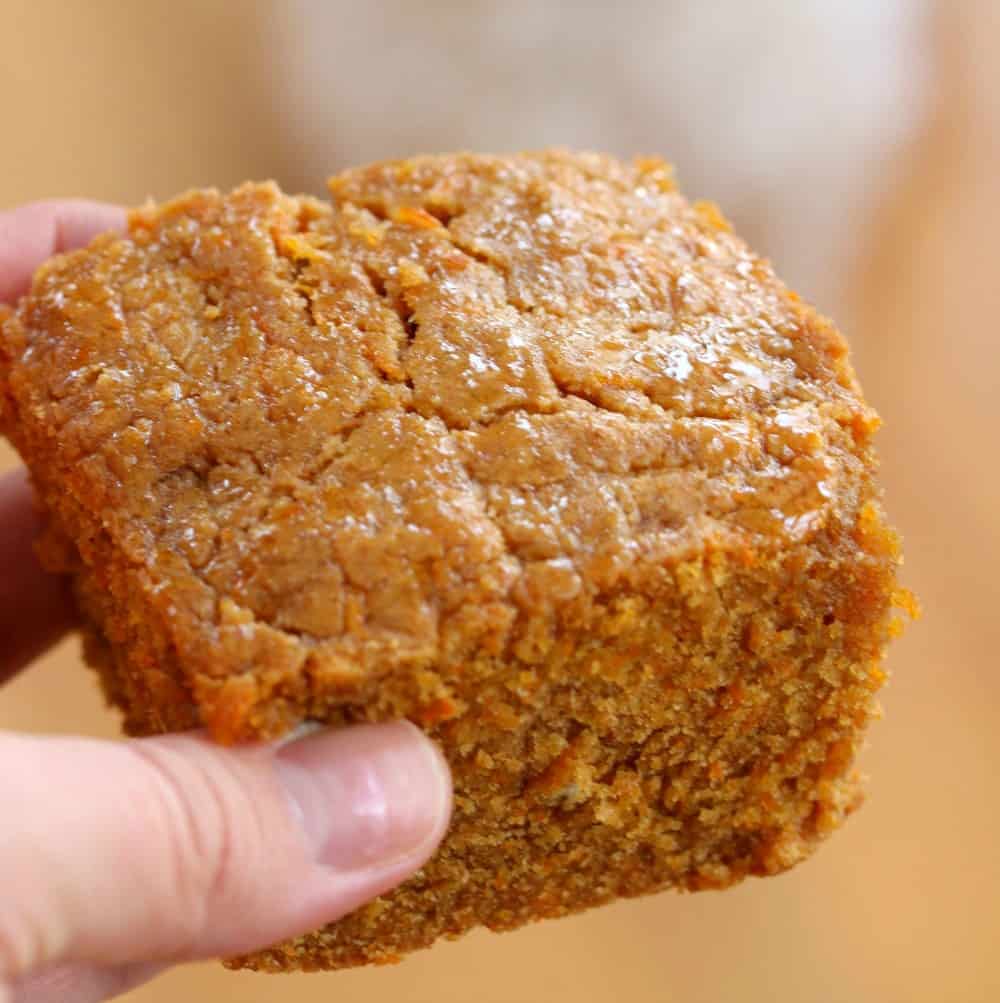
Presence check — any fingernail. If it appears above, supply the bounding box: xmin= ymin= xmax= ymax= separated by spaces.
xmin=274 ymin=721 xmax=452 ymax=873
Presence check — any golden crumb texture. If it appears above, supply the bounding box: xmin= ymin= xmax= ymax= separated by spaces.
xmin=0 ymin=150 xmax=910 ymax=970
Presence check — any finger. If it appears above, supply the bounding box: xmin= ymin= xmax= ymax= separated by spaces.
xmin=9 ymin=961 xmax=162 ymax=1003
xmin=0 ymin=469 xmax=77 ymax=684
xmin=0 ymin=722 xmax=451 ymax=987
xmin=0 ymin=200 xmax=126 ymax=305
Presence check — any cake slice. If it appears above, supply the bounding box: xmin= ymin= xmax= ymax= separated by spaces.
xmin=0 ymin=151 xmax=909 ymax=969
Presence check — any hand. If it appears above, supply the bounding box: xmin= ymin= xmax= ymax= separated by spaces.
xmin=0 ymin=203 xmax=452 ymax=1003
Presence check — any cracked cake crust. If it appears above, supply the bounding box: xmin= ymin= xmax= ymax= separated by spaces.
xmin=0 ymin=150 xmax=907 ymax=970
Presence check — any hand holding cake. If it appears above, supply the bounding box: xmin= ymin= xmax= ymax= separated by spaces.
xmin=0 ymin=153 xmax=911 ymax=986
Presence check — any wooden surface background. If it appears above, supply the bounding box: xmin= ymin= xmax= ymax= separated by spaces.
xmin=1 ymin=2 xmax=996 ymax=1000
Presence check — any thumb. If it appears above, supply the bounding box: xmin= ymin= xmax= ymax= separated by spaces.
xmin=0 ymin=722 xmax=451 ymax=983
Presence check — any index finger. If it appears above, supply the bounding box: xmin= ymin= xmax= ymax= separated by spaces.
xmin=0 ymin=468 xmax=77 ymax=684
xmin=0 ymin=199 xmax=126 ymax=305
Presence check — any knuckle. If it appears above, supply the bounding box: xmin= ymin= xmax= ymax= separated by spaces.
xmin=0 ymin=915 xmax=25 ymax=982
xmin=0 ymin=903 xmax=45 ymax=984
xmin=126 ymin=742 xmax=254 ymax=951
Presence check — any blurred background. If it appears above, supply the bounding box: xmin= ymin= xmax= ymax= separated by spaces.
xmin=0 ymin=1 xmax=996 ymax=1000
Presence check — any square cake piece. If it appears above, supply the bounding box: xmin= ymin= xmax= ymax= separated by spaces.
xmin=0 ymin=151 xmax=908 ymax=969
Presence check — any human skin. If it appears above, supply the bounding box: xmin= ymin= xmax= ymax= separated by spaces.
xmin=0 ymin=200 xmax=453 ymax=1003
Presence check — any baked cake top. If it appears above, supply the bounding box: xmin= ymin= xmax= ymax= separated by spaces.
xmin=0 ymin=151 xmax=889 ymax=736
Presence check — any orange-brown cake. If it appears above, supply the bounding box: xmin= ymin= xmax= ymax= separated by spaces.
xmin=0 ymin=151 xmax=910 ymax=970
